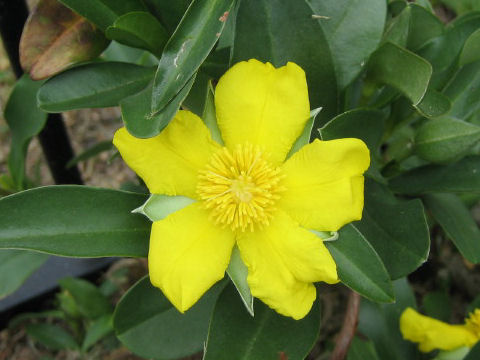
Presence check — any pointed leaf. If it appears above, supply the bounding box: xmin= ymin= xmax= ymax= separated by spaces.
xmin=82 ymin=314 xmax=113 ymax=351
xmin=202 ymin=81 xmax=223 ymax=144
xmin=325 ymin=224 xmax=394 ymax=303
xmin=307 ymin=0 xmax=386 ymax=89
xmin=0 ymin=250 xmax=49 ymax=299
xmin=424 ymin=193 xmax=480 ymax=264
xmin=134 ymin=194 xmax=195 ymax=222
xmin=203 ymin=283 xmax=320 ymax=360
xmin=233 ymin=0 xmax=337 ymax=126
xmin=286 ymin=108 xmax=321 ymax=158
xmin=226 ymin=246 xmax=253 ymax=316
xmin=151 ymin=0 xmax=234 ymax=114
xmin=105 ymin=11 xmax=168 ymax=56
xmin=0 ymin=186 xmax=149 ymax=257
xmin=20 ymin=0 xmax=109 ymax=80
xmin=460 ymin=28 xmax=480 ymax=66
xmin=114 ymin=276 xmax=225 ymax=359
xmin=58 ymin=0 xmax=147 ymax=31
xmin=38 ymin=62 xmax=155 ymax=112
xmin=26 ymin=323 xmax=79 ymax=350
xmin=142 ymin=0 xmax=192 ymax=34
xmin=5 ymin=75 xmax=47 ymax=189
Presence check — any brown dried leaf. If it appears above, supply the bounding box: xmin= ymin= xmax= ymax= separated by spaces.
xmin=20 ymin=0 xmax=109 ymax=80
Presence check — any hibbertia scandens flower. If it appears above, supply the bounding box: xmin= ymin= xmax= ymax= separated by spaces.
xmin=113 ymin=59 xmax=370 ymax=320
xmin=400 ymin=307 xmax=480 ymax=352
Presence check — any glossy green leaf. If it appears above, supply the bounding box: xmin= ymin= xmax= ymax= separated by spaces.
xmin=82 ymin=314 xmax=113 ymax=351
xmin=66 ymin=140 xmax=113 ymax=169
xmin=233 ymin=0 xmax=337 ymax=126
xmin=122 ymin=74 xmax=196 ymax=138
xmin=415 ymin=118 xmax=480 ymax=163
xmin=347 ymin=337 xmax=381 ymax=360
xmin=286 ymin=107 xmax=321 ymax=158
xmin=367 ymin=42 xmax=432 ymax=105
xmin=151 ymin=0 xmax=234 ymax=114
xmin=226 ymin=246 xmax=253 ymax=316
xmin=59 ymin=277 xmax=112 ymax=319
xmin=20 ymin=0 xmax=109 ymax=80
xmin=423 ymin=291 xmax=451 ymax=322
xmin=105 ymin=11 xmax=168 ymax=57
xmin=320 ymin=108 xmax=387 ymax=151
xmin=424 ymin=193 xmax=480 ymax=263
xmin=133 ymin=194 xmax=195 ymax=222
xmin=38 ymin=62 xmax=155 ymax=112
xmin=460 ymin=28 xmax=480 ymax=66
xmin=26 ymin=323 xmax=78 ymax=350
xmin=202 ymin=81 xmax=223 ymax=144
xmin=383 ymin=5 xmax=410 ymax=47
xmin=5 ymin=75 xmax=47 ymax=189
xmin=183 ymin=71 xmax=210 ymax=117
xmin=142 ymin=0 xmax=192 ymax=34
xmin=414 ymin=88 xmax=451 ymax=118
xmin=355 ymin=180 xmax=429 ymax=279
xmin=407 ymin=4 xmax=444 ymax=51
xmin=58 ymin=0 xmax=147 ymax=31
xmin=325 ymin=224 xmax=394 ymax=303
xmin=114 ymin=276 xmax=225 ymax=359
xmin=203 ymin=282 xmax=320 ymax=360
xmin=443 ymin=62 xmax=480 ymax=120
xmin=308 ymin=0 xmax=386 ymax=89
xmin=0 ymin=186 xmax=149 ymax=257
xmin=389 ymin=156 xmax=480 ymax=194
xmin=0 ymin=250 xmax=49 ymax=299
xmin=358 ymin=278 xmax=418 ymax=360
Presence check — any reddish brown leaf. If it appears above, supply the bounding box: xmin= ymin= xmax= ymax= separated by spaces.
xmin=20 ymin=0 xmax=109 ymax=80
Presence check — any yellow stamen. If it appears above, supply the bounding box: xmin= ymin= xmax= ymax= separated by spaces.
xmin=197 ymin=143 xmax=285 ymax=232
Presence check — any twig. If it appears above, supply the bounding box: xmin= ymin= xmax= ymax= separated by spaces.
xmin=329 ymin=291 xmax=361 ymax=360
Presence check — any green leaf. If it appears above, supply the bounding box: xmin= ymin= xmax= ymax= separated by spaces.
xmin=407 ymin=3 xmax=444 ymax=51
xmin=465 ymin=343 xmax=480 ymax=360
xmin=226 ymin=246 xmax=253 ymax=316
xmin=423 ymin=193 xmax=480 ymax=263
xmin=233 ymin=0 xmax=338 ymax=127
xmin=5 ymin=75 xmax=47 ymax=189
xmin=423 ymin=291 xmax=452 ymax=322
xmin=0 ymin=250 xmax=49 ymax=299
xmin=66 ymin=140 xmax=113 ymax=169
xmin=460 ymin=28 xmax=480 ymax=66
xmin=325 ymin=224 xmax=394 ymax=303
xmin=308 ymin=0 xmax=386 ymax=89
xmin=414 ymin=88 xmax=451 ymax=119
xmin=389 ymin=156 xmax=480 ymax=194
xmin=320 ymin=108 xmax=387 ymax=151
xmin=415 ymin=118 xmax=480 ymax=163
xmin=114 ymin=276 xmax=225 ymax=359
xmin=435 ymin=347 xmax=471 ymax=360
xmin=183 ymin=71 xmax=210 ymax=117
xmin=202 ymin=81 xmax=223 ymax=144
xmin=142 ymin=0 xmax=192 ymax=34
xmin=355 ymin=180 xmax=430 ymax=279
xmin=59 ymin=277 xmax=112 ymax=319
xmin=347 ymin=337 xmax=381 ymax=360
xmin=58 ymin=0 xmax=147 ymax=31
xmin=121 ymin=74 xmax=196 ymax=138
xmin=38 ymin=62 xmax=155 ymax=112
xmin=383 ymin=5 xmax=410 ymax=47
xmin=26 ymin=323 xmax=78 ymax=350
xmin=0 ymin=186 xmax=149 ymax=257
xmin=151 ymin=0 xmax=234 ymax=114
xmin=203 ymin=282 xmax=320 ymax=360
xmin=105 ymin=11 xmax=168 ymax=57
xmin=358 ymin=278 xmax=419 ymax=360
xmin=286 ymin=107 xmax=321 ymax=158
xmin=20 ymin=0 xmax=109 ymax=80
xmin=367 ymin=42 xmax=432 ymax=106
xmin=133 ymin=194 xmax=195 ymax=222
xmin=82 ymin=314 xmax=113 ymax=351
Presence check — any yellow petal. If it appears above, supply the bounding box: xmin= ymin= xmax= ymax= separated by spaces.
xmin=279 ymin=138 xmax=370 ymax=231
xmin=148 ymin=202 xmax=235 ymax=312
xmin=215 ymin=59 xmax=310 ymax=164
xmin=113 ymin=110 xmax=220 ymax=198
xmin=236 ymin=210 xmax=338 ymax=320
xmin=400 ymin=308 xmax=478 ymax=352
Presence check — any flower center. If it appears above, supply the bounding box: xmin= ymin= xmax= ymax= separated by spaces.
xmin=466 ymin=309 xmax=480 ymax=337
xmin=197 ymin=143 xmax=285 ymax=232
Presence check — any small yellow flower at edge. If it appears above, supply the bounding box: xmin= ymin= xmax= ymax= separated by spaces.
xmin=113 ymin=59 xmax=370 ymax=320
xmin=400 ymin=307 xmax=480 ymax=352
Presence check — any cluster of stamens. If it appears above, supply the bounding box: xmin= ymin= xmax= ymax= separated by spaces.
xmin=466 ymin=309 xmax=480 ymax=337
xmin=197 ymin=143 xmax=285 ymax=232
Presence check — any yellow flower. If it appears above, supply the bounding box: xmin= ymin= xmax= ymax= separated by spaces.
xmin=400 ymin=307 xmax=480 ymax=352
xmin=113 ymin=59 xmax=370 ymax=319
